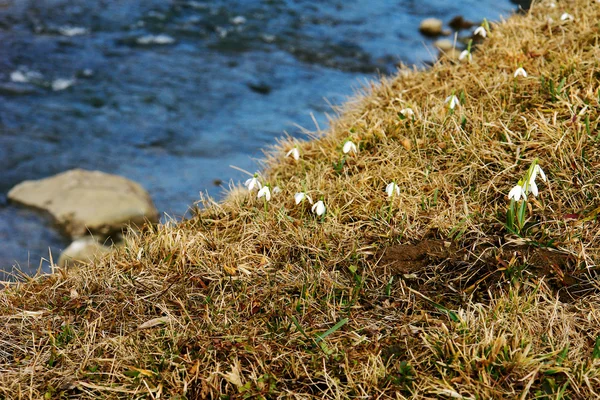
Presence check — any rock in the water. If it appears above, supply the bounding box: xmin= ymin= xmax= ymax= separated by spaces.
xmin=58 ymin=237 xmax=112 ymax=267
xmin=8 ymin=169 xmax=159 ymax=238
xmin=247 ymin=81 xmax=272 ymax=95
xmin=434 ymin=39 xmax=454 ymax=52
xmin=449 ymin=16 xmax=475 ymax=30
xmin=419 ymin=18 xmax=444 ymax=36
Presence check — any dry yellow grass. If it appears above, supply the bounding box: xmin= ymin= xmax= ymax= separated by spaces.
xmin=2 ymin=0 xmax=600 ymax=398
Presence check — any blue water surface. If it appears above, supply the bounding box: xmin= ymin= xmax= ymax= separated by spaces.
xmin=0 ymin=0 xmax=528 ymax=276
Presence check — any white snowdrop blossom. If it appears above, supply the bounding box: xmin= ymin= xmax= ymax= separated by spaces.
xmin=294 ymin=192 xmax=313 ymax=205
xmin=473 ymin=26 xmax=487 ymax=38
xmin=445 ymin=95 xmax=460 ymax=109
xmin=312 ymin=200 xmax=326 ymax=216
xmin=514 ymin=67 xmax=527 ymax=78
xmin=272 ymin=186 xmax=281 ymax=194
xmin=257 ymin=186 xmax=271 ymax=201
xmin=385 ymin=182 xmax=400 ymax=198
xmin=400 ymin=108 xmax=414 ymax=118
xmin=530 ymin=165 xmax=547 ymax=184
xmin=244 ymin=175 xmax=262 ymax=191
xmin=508 ymin=185 xmax=526 ymax=201
xmin=459 ymin=50 xmax=472 ymax=62
xmin=529 ymin=180 xmax=539 ymax=197
xmin=343 ymin=140 xmax=358 ymax=154
xmin=535 ymin=165 xmax=547 ymax=182
xmin=560 ymin=13 xmax=573 ymax=21
xmin=286 ymin=147 xmax=300 ymax=160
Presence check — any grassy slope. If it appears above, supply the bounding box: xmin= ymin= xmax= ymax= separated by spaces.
xmin=2 ymin=0 xmax=600 ymax=398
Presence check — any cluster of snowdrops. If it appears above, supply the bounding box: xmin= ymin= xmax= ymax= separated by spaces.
xmin=243 ymin=19 xmax=552 ymax=232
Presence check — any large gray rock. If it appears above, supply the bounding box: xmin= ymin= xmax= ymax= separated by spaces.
xmin=8 ymin=169 xmax=159 ymax=238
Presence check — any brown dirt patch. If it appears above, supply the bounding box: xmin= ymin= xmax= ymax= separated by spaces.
xmin=378 ymin=239 xmax=457 ymax=275
xmin=377 ymin=239 xmax=584 ymax=305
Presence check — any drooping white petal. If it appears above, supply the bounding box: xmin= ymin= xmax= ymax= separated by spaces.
xmin=286 ymin=147 xmax=300 ymax=160
xmin=459 ymin=50 xmax=471 ymax=62
xmin=294 ymin=192 xmax=314 ymax=205
xmin=529 ymin=181 xmax=539 ymax=197
xmin=445 ymin=95 xmax=459 ymax=109
xmin=343 ymin=141 xmax=357 ymax=154
xmin=400 ymin=108 xmax=414 ymax=118
xmin=257 ymin=186 xmax=271 ymax=201
xmin=272 ymin=186 xmax=281 ymax=194
xmin=514 ymin=67 xmax=527 ymax=78
xmin=536 ymin=165 xmax=547 ymax=182
xmin=386 ymin=182 xmax=400 ymax=197
xmin=312 ymin=200 xmax=326 ymax=216
xmin=473 ymin=26 xmax=487 ymax=38
xmin=508 ymin=185 xmax=525 ymax=201
xmin=245 ymin=176 xmax=262 ymax=191
xmin=560 ymin=13 xmax=573 ymax=21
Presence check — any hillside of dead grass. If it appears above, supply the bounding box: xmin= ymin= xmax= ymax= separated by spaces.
xmin=2 ymin=0 xmax=600 ymax=398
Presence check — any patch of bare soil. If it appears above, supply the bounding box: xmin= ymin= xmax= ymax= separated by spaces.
xmin=377 ymin=239 xmax=586 ymax=307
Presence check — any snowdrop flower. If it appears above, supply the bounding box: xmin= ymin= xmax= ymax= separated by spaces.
xmin=343 ymin=140 xmax=358 ymax=154
xmin=445 ymin=95 xmax=460 ymax=109
xmin=385 ymin=182 xmax=400 ymax=198
xmin=257 ymin=186 xmax=271 ymax=201
xmin=272 ymin=186 xmax=282 ymax=194
xmin=400 ymin=108 xmax=414 ymax=118
xmin=294 ymin=192 xmax=313 ymax=205
xmin=459 ymin=50 xmax=472 ymax=62
xmin=508 ymin=185 xmax=526 ymax=201
xmin=560 ymin=13 xmax=573 ymax=21
xmin=244 ymin=174 xmax=262 ymax=191
xmin=286 ymin=146 xmax=300 ymax=161
xmin=548 ymin=2 xmax=556 ymax=8
xmin=530 ymin=165 xmax=547 ymax=183
xmin=473 ymin=26 xmax=487 ymax=38
xmin=514 ymin=67 xmax=527 ymax=78
xmin=312 ymin=200 xmax=326 ymax=216
xmin=529 ymin=180 xmax=539 ymax=197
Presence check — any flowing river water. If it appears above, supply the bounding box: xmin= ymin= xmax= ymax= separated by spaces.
xmin=0 ymin=0 xmax=529 ymax=277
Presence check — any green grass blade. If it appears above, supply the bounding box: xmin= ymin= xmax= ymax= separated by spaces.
xmin=314 ymin=318 xmax=349 ymax=344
